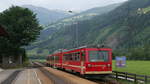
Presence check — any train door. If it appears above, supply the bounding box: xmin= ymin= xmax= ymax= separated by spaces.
xmin=81 ymin=50 xmax=85 ymax=74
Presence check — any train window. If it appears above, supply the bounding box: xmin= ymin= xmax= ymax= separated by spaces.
xmin=51 ymin=56 xmax=53 ymax=60
xmin=76 ymin=52 xmax=80 ymax=61
xmin=47 ymin=57 xmax=49 ymax=60
xmin=89 ymin=51 xmax=109 ymax=62
xmin=64 ymin=54 xmax=71 ymax=61
xmin=57 ymin=56 xmax=59 ymax=60
xmin=72 ymin=53 xmax=75 ymax=61
xmin=55 ymin=56 xmax=59 ymax=61
xmin=67 ymin=54 xmax=70 ymax=60
xmin=52 ymin=56 xmax=54 ymax=60
xmin=67 ymin=54 xmax=69 ymax=60
xmin=70 ymin=54 xmax=73 ymax=60
xmin=64 ymin=54 xmax=67 ymax=60
xmin=49 ymin=57 xmax=51 ymax=60
xmin=63 ymin=52 xmax=81 ymax=61
xmin=53 ymin=56 xmax=55 ymax=60
xmin=63 ymin=54 xmax=65 ymax=60
xmin=74 ymin=53 xmax=76 ymax=61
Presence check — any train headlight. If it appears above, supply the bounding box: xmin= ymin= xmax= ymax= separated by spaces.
xmin=107 ymin=64 xmax=111 ymax=67
xmin=87 ymin=64 xmax=92 ymax=67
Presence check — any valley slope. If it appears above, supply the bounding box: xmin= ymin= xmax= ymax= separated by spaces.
xmin=27 ymin=0 xmax=150 ymax=60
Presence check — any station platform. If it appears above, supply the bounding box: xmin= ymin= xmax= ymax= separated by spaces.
xmin=14 ymin=68 xmax=52 ymax=84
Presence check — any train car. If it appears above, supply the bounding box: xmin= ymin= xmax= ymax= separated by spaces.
xmin=46 ymin=46 xmax=112 ymax=76
xmin=46 ymin=52 xmax=63 ymax=68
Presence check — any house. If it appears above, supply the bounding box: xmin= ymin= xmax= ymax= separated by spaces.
xmin=0 ymin=25 xmax=8 ymax=66
xmin=0 ymin=25 xmax=8 ymax=36
xmin=0 ymin=25 xmax=23 ymax=67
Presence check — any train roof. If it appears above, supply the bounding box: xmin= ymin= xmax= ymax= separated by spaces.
xmin=52 ymin=44 xmax=111 ymax=54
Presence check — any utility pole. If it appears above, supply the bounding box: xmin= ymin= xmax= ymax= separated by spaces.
xmin=75 ymin=22 xmax=79 ymax=48
xmin=68 ymin=10 xmax=79 ymax=48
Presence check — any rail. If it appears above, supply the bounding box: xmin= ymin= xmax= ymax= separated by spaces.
xmin=36 ymin=62 xmax=150 ymax=83
xmin=112 ymin=71 xmax=150 ymax=83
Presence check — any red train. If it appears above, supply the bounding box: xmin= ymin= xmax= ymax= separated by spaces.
xmin=46 ymin=46 xmax=112 ymax=76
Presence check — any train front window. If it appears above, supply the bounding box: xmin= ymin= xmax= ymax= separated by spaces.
xmin=89 ymin=51 xmax=109 ymax=62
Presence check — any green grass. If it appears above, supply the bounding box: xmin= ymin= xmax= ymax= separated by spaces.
xmin=112 ymin=60 xmax=150 ymax=76
xmin=143 ymin=6 xmax=150 ymax=13
xmin=31 ymin=59 xmax=46 ymax=62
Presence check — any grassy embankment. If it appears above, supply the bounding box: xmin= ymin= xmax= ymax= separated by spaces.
xmin=112 ymin=60 xmax=150 ymax=76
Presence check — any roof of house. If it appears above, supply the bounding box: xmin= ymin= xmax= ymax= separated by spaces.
xmin=0 ymin=25 xmax=8 ymax=36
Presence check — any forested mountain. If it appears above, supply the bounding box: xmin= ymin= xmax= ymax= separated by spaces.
xmin=28 ymin=0 xmax=150 ymax=60
xmin=79 ymin=3 xmax=122 ymax=15
xmin=22 ymin=5 xmax=71 ymax=25
xmin=35 ymin=3 xmax=122 ymax=44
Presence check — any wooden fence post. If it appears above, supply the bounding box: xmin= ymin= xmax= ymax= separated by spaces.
xmin=145 ymin=75 xmax=147 ymax=84
xmin=116 ymin=72 xmax=118 ymax=79
xmin=125 ymin=72 xmax=127 ymax=80
xmin=134 ymin=74 xmax=137 ymax=83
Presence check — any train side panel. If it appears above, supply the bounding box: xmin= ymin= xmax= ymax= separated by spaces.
xmin=62 ymin=49 xmax=84 ymax=73
xmin=47 ymin=48 xmax=112 ymax=75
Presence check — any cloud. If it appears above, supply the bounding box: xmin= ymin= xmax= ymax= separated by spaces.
xmin=0 ymin=0 xmax=127 ymax=12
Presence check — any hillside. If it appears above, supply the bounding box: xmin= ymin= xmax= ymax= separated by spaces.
xmin=22 ymin=5 xmax=71 ymax=25
xmin=34 ymin=3 xmax=122 ymax=44
xmin=27 ymin=0 xmax=150 ymax=60
xmin=80 ymin=3 xmax=122 ymax=15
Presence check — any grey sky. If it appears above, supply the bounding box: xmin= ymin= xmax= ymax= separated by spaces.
xmin=0 ymin=0 xmax=127 ymax=12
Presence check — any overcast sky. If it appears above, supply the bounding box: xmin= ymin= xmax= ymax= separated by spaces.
xmin=0 ymin=0 xmax=127 ymax=12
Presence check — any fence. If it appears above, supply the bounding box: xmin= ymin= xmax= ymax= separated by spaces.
xmin=112 ymin=71 xmax=150 ymax=83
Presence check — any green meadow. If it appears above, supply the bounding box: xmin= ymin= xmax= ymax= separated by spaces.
xmin=112 ymin=60 xmax=150 ymax=76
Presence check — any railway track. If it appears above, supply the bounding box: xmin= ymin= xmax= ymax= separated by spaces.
xmin=34 ymin=62 xmax=121 ymax=84
xmin=39 ymin=67 xmax=70 ymax=84
xmin=88 ymin=77 xmax=121 ymax=84
xmin=32 ymin=62 xmax=74 ymax=84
